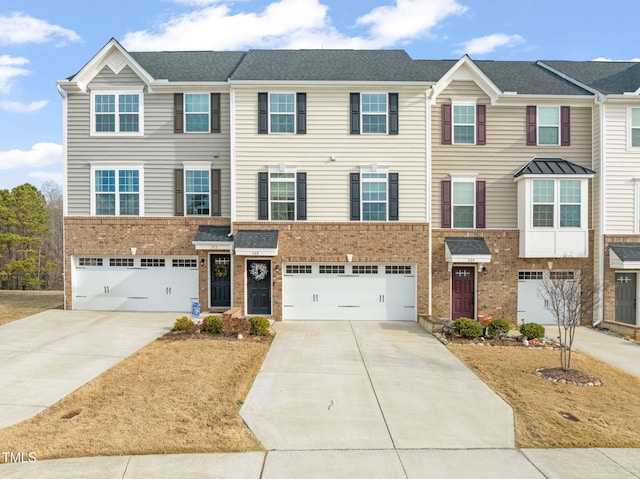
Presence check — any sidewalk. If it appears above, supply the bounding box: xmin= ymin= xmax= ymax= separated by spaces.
xmin=573 ymin=326 xmax=640 ymax=378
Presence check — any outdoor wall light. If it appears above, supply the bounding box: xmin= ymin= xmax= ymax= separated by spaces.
xmin=275 ymin=265 xmax=280 ymax=273
xmin=200 ymin=258 xmax=205 ymax=267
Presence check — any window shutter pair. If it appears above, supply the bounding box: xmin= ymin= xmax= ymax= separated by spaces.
xmin=441 ymin=104 xmax=486 ymax=145
xmin=174 ymin=169 xmax=221 ymax=216
xmin=258 ymin=93 xmax=307 ymax=134
xmin=174 ymin=93 xmax=221 ymax=133
xmin=440 ymin=180 xmax=486 ymax=228
xmin=350 ymin=172 xmax=399 ymax=221
xmin=350 ymin=93 xmax=399 ymax=135
xmin=526 ymin=105 xmax=570 ymax=146
xmin=257 ymin=172 xmax=307 ymax=220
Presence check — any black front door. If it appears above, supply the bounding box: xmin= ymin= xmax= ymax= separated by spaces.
xmin=247 ymin=260 xmax=271 ymax=315
xmin=210 ymin=254 xmax=231 ymax=308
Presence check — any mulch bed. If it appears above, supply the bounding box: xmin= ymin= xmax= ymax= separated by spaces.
xmin=535 ymin=367 xmax=602 ymax=386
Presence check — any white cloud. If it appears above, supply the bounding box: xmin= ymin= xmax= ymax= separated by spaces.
xmin=0 ymin=55 xmax=30 ymax=95
xmin=0 ymin=100 xmax=48 ymax=113
xmin=123 ymin=0 xmax=468 ymax=51
xmin=592 ymin=57 xmax=640 ymax=62
xmin=0 ymin=12 xmax=80 ymax=45
xmin=0 ymin=143 xmax=63 ymax=170
xmin=455 ymin=33 xmax=524 ymax=55
xmin=28 ymin=170 xmax=63 ymax=186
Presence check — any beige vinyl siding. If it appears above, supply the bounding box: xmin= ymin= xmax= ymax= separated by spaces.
xmin=88 ymin=66 xmax=145 ymax=89
xmin=67 ymin=70 xmax=232 ymax=217
xmin=431 ymin=80 xmax=593 ymax=229
xmin=233 ymin=84 xmax=427 ymax=221
xmin=602 ymin=102 xmax=639 ymax=233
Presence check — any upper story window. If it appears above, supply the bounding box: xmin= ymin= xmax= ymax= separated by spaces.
xmin=453 ymin=103 xmax=476 ymax=144
xmin=629 ymin=107 xmax=640 ymax=148
xmin=91 ymin=164 xmax=143 ymax=216
xmin=441 ymin=102 xmax=486 ymax=145
xmin=270 ymin=170 xmax=296 ymax=220
xmin=258 ymin=92 xmax=306 ymax=134
xmin=350 ymin=93 xmax=398 ymax=135
xmin=532 ymin=179 xmax=582 ymax=228
xmin=362 ymin=172 xmax=388 ymax=220
xmin=92 ymin=91 xmax=143 ymax=135
xmin=185 ymin=169 xmax=210 ymax=216
xmin=526 ymin=105 xmax=570 ymax=146
xmin=440 ymin=176 xmax=486 ymax=229
xmin=452 ymin=180 xmax=475 ymax=227
xmin=185 ymin=93 xmax=210 ymax=132
xmin=349 ymin=167 xmax=399 ymax=222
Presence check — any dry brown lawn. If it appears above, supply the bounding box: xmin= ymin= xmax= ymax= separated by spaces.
xmin=448 ymin=344 xmax=640 ymax=448
xmin=0 ymin=290 xmax=63 ymax=325
xmin=0 ymin=336 xmax=270 ymax=461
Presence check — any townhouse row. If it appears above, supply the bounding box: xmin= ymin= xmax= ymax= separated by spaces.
xmin=57 ymin=39 xmax=640 ymax=336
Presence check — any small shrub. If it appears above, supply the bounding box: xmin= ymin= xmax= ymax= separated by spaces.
xmin=453 ymin=317 xmax=483 ymax=339
xmin=249 ymin=316 xmax=271 ymax=336
xmin=173 ymin=316 xmax=196 ymax=333
xmin=221 ymin=317 xmax=251 ymax=337
xmin=201 ymin=315 xmax=223 ymax=334
xmin=486 ymin=318 xmax=511 ymax=338
xmin=520 ymin=322 xmax=545 ymax=340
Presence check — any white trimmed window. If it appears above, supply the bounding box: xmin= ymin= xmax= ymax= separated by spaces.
xmin=362 ymin=171 xmax=388 ymax=221
xmin=185 ymin=93 xmax=210 ymax=132
xmin=91 ymin=163 xmax=143 ymax=216
xmin=269 ymin=167 xmax=296 ymax=220
xmin=91 ymin=91 xmax=143 ymax=135
xmin=630 ymin=107 xmax=640 ymax=148
xmin=361 ymin=93 xmax=388 ymax=133
xmin=532 ymin=179 xmax=582 ymax=228
xmin=269 ymin=93 xmax=295 ymax=133
xmin=537 ymin=106 xmax=560 ymax=145
xmin=185 ymin=169 xmax=210 ymax=216
xmin=453 ymin=101 xmax=476 ymax=144
xmin=452 ymin=180 xmax=475 ymax=228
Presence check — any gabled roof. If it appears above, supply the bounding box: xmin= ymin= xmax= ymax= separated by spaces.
xmin=540 ymin=61 xmax=640 ymax=95
xmin=130 ymin=51 xmax=245 ymax=82
xmin=513 ymin=158 xmax=596 ymax=178
xmin=229 ymin=49 xmax=428 ymax=82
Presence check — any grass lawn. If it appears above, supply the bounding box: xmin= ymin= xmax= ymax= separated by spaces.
xmin=0 ymin=290 xmax=63 ymax=326
xmin=448 ymin=343 xmax=640 ymax=448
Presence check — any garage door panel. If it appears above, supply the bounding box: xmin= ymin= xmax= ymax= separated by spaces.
xmin=517 ymin=272 xmax=558 ymax=325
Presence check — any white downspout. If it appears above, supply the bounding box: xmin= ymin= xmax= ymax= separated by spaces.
xmin=57 ymin=84 xmax=68 ymax=310
xmin=229 ymin=85 xmax=237 ymax=224
xmin=426 ymin=88 xmax=433 ymax=317
xmin=594 ymin=95 xmax=606 ymax=326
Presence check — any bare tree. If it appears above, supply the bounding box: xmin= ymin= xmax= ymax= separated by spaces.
xmin=40 ymin=181 xmax=64 ymax=290
xmin=538 ymin=271 xmax=599 ymax=371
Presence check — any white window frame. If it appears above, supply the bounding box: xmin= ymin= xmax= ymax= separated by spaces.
xmin=90 ymin=90 xmax=144 ymax=136
xmin=537 ymin=106 xmax=560 ymax=146
xmin=184 ymin=93 xmax=210 ymax=133
xmin=452 ymin=98 xmax=476 ymax=145
xmin=361 ymin=93 xmax=388 ymax=134
xmin=628 ymin=107 xmax=640 ymax=149
xmin=360 ymin=165 xmax=389 ymax=221
xmin=269 ymin=93 xmax=296 ymax=133
xmin=268 ymin=165 xmax=296 ymax=220
xmin=450 ymin=174 xmax=477 ymax=229
xmin=183 ymin=162 xmax=212 ymax=217
xmin=89 ymin=162 xmax=144 ymax=216
xmin=531 ymin=178 xmax=584 ymax=229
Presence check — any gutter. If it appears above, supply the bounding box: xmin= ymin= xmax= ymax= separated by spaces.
xmin=594 ymin=94 xmax=606 ymax=326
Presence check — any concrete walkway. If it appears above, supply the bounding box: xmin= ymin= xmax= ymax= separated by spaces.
xmin=0 ymin=310 xmax=176 ymax=428
xmin=240 ymin=321 xmax=514 ymax=450
xmin=573 ymin=326 xmax=640 ymax=378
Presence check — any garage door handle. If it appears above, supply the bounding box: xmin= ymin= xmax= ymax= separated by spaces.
xmin=104 ymin=286 xmax=109 ymax=294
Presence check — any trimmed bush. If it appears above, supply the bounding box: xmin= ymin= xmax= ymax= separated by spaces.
xmin=486 ymin=318 xmax=511 ymax=338
xmin=173 ymin=316 xmax=196 ymax=333
xmin=520 ymin=322 xmax=545 ymax=340
xmin=249 ymin=316 xmax=271 ymax=336
xmin=453 ymin=317 xmax=483 ymax=339
xmin=201 ymin=315 xmax=223 ymax=335
xmin=221 ymin=317 xmax=251 ymax=337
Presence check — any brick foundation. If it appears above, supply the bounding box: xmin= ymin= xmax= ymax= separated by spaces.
xmin=602 ymin=234 xmax=640 ymax=326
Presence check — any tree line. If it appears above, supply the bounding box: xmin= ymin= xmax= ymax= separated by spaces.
xmin=0 ymin=182 xmax=63 ymax=290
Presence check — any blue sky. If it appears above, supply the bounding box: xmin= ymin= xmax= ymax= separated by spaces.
xmin=1 ymin=0 xmax=638 ymax=191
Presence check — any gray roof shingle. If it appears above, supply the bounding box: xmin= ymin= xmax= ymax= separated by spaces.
xmin=193 ymin=225 xmax=232 ymax=242
xmin=130 ymin=51 xmax=245 ymax=81
xmin=235 ymin=230 xmax=279 ymax=249
xmin=445 ymin=237 xmax=491 ymax=256
xmin=610 ymin=243 xmax=640 ymax=262
xmin=514 ymin=158 xmax=596 ymax=177
xmin=541 ymin=61 xmax=640 ymax=95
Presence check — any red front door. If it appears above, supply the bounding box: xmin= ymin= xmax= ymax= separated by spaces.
xmin=452 ymin=266 xmax=475 ymax=320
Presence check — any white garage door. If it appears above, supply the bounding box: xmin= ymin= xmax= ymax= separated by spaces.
xmin=72 ymin=256 xmax=198 ymax=312
xmin=282 ymin=263 xmax=416 ymax=320
xmin=517 ymin=271 xmax=561 ymax=325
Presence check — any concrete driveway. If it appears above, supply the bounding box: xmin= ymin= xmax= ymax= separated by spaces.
xmin=241 ymin=321 xmax=514 ymax=450
xmin=0 ymin=310 xmax=176 ymax=428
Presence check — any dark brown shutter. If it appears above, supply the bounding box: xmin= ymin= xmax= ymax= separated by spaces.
xmin=388 ymin=93 xmax=399 ymax=135
xmin=258 ymin=92 xmax=268 ymax=134
xmin=211 ymin=169 xmax=221 ymax=216
xmin=526 ymin=105 xmax=537 ymax=145
xmin=350 ymin=172 xmax=360 ymax=220
xmin=442 ymin=104 xmax=452 ymax=144
xmin=210 ymin=93 xmax=221 ymax=133
xmin=476 ymin=180 xmax=486 ymax=229
xmin=561 ymin=106 xmax=570 ymax=146
xmin=258 ymin=172 xmax=268 ymax=220
xmin=388 ymin=173 xmax=399 ymax=220
xmin=296 ymin=93 xmax=306 ymax=134
xmin=174 ymin=93 xmax=184 ymax=134
xmin=441 ymin=180 xmax=451 ymax=228
xmin=476 ymin=104 xmax=486 ymax=145
xmin=296 ymin=172 xmax=307 ymax=220
xmin=350 ymin=93 xmax=360 ymax=134
xmin=174 ymin=169 xmax=184 ymax=216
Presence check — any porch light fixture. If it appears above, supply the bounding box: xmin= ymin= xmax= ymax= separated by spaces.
xmin=275 ymin=264 xmax=280 ymax=273
xmin=346 ymin=254 xmax=353 ymax=262
xmin=200 ymin=258 xmax=205 ymax=267
xmin=130 ymin=247 xmax=136 ymax=255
